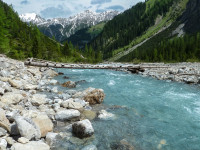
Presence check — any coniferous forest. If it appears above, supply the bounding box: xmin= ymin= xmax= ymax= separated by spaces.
xmin=0 ymin=0 xmax=101 ymax=63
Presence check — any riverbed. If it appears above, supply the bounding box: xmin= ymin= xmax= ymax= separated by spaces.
xmin=54 ymin=68 xmax=200 ymax=150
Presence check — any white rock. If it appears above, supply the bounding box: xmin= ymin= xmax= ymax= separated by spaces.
xmin=46 ymin=132 xmax=58 ymax=146
xmin=72 ymin=119 xmax=94 ymax=138
xmin=14 ymin=116 xmax=41 ymax=140
xmin=31 ymin=94 xmax=47 ymax=106
xmin=0 ymin=138 xmax=7 ymax=149
xmin=0 ymin=92 xmax=24 ymax=105
xmin=18 ymin=137 xmax=29 ymax=144
xmin=98 ymin=110 xmax=115 ymax=120
xmin=55 ymin=109 xmax=80 ymax=121
xmin=11 ymin=141 xmax=50 ymax=150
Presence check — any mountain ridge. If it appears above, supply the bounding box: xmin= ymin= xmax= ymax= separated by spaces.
xmin=19 ymin=10 xmax=119 ymax=42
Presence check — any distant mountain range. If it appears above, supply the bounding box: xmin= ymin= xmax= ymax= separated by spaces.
xmin=19 ymin=10 xmax=119 ymax=42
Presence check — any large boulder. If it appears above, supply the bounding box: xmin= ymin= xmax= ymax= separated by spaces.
xmin=0 ymin=109 xmax=10 ymax=132
xmin=32 ymin=114 xmax=53 ymax=137
xmin=73 ymin=88 xmax=105 ymax=105
xmin=0 ymin=127 xmax=7 ymax=137
xmin=62 ymin=81 xmax=76 ymax=88
xmin=31 ymin=94 xmax=47 ymax=106
xmin=72 ymin=119 xmax=94 ymax=138
xmin=11 ymin=141 xmax=50 ymax=150
xmin=0 ymin=92 xmax=24 ymax=105
xmin=55 ymin=109 xmax=80 ymax=121
xmin=14 ymin=116 xmax=41 ymax=140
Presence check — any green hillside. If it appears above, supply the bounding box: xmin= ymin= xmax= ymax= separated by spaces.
xmin=0 ymin=0 xmax=101 ymax=63
xmin=64 ymin=22 xmax=105 ymax=48
xmin=91 ymin=0 xmax=180 ymax=59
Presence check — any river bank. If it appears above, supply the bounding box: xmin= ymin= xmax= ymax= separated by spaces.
xmin=0 ymin=55 xmax=107 ymax=150
xmin=1 ymin=55 xmax=200 ymax=149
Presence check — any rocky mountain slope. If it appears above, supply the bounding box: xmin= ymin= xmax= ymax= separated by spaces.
xmin=20 ymin=10 xmax=119 ymax=42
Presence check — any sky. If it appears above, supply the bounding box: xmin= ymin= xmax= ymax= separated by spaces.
xmin=2 ymin=0 xmax=144 ymax=19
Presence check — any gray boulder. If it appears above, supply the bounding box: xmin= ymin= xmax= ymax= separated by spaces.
xmin=55 ymin=109 xmax=80 ymax=121
xmin=14 ymin=116 xmax=41 ymax=140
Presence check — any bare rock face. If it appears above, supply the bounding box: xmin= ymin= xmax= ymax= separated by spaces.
xmin=0 ymin=109 xmax=10 ymax=132
xmin=32 ymin=114 xmax=53 ymax=137
xmin=62 ymin=81 xmax=76 ymax=88
xmin=72 ymin=119 xmax=94 ymax=139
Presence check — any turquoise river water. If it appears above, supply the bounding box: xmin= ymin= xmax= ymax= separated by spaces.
xmin=54 ymin=68 xmax=200 ymax=150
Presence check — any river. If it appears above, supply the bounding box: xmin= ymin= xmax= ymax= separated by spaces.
xmin=53 ymin=68 xmax=200 ymax=150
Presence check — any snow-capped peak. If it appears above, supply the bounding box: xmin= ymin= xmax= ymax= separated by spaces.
xmin=19 ymin=13 xmax=46 ymax=24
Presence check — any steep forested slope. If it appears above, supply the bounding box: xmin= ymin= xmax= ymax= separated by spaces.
xmin=118 ymin=0 xmax=200 ymax=62
xmin=0 ymin=0 xmax=100 ymax=63
xmin=0 ymin=0 xmax=62 ymax=60
xmin=91 ymin=0 xmax=179 ymax=59
xmin=64 ymin=22 xmax=106 ymax=48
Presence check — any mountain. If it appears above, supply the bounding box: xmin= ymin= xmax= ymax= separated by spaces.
xmin=19 ymin=13 xmax=45 ymax=24
xmin=64 ymin=22 xmax=106 ymax=48
xmin=0 ymin=0 xmax=99 ymax=63
xmin=90 ymin=0 xmax=200 ymax=62
xmin=19 ymin=10 xmax=119 ymax=42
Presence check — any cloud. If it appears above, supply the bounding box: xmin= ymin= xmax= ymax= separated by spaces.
xmin=91 ymin=0 xmax=112 ymax=5
xmin=106 ymin=5 xmax=124 ymax=11
xmin=40 ymin=5 xmax=72 ymax=18
xmin=20 ymin=0 xmax=30 ymax=5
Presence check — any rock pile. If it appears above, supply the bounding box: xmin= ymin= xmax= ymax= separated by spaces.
xmin=0 ymin=55 xmax=105 ymax=149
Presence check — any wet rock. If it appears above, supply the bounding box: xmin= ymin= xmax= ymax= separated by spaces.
xmin=98 ymin=110 xmax=115 ymax=120
xmin=58 ymin=72 xmax=64 ymax=75
xmin=11 ymin=141 xmax=50 ymax=150
xmin=62 ymin=81 xmax=76 ymax=88
xmin=72 ymin=119 xmax=94 ymax=138
xmin=32 ymin=114 xmax=54 ymax=137
xmin=82 ymin=110 xmax=97 ymax=120
xmin=1 ymin=92 xmax=24 ymax=105
xmin=73 ymin=88 xmax=105 ymax=105
xmin=84 ymin=88 xmax=105 ymax=105
xmin=0 ymin=127 xmax=7 ymax=137
xmin=111 ymin=139 xmax=134 ymax=150
xmin=63 ymin=76 xmax=70 ymax=79
xmin=75 ymin=80 xmax=86 ymax=84
xmin=0 ymin=109 xmax=10 ymax=132
xmin=55 ymin=109 xmax=80 ymax=121
xmin=82 ymin=145 xmax=97 ymax=150
xmin=50 ymin=79 xmax=58 ymax=85
xmin=14 ymin=116 xmax=41 ymax=140
xmin=18 ymin=137 xmax=29 ymax=144
xmin=31 ymin=94 xmax=47 ymax=106
xmin=45 ymin=132 xmax=58 ymax=146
